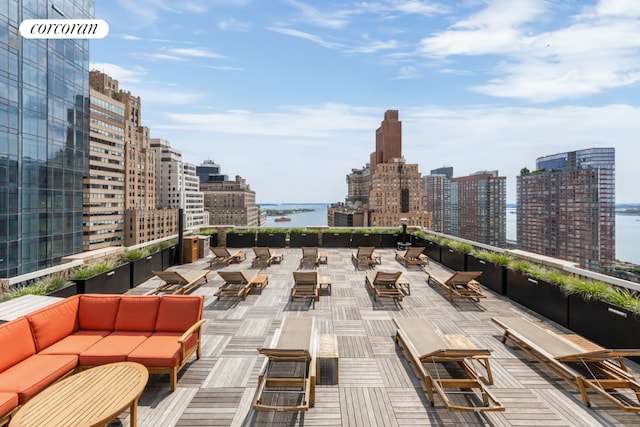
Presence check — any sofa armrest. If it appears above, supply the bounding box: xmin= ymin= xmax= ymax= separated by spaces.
xmin=177 ymin=319 xmax=206 ymax=360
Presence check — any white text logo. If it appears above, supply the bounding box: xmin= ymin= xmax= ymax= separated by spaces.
xmin=19 ymin=19 xmax=109 ymax=39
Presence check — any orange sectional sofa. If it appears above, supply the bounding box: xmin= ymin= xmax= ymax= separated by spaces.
xmin=0 ymin=294 xmax=205 ymax=424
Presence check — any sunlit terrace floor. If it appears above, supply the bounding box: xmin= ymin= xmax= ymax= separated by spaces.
xmin=117 ymin=247 xmax=640 ymax=426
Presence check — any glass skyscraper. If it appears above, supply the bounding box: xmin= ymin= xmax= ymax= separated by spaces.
xmin=0 ymin=1 xmax=93 ymax=277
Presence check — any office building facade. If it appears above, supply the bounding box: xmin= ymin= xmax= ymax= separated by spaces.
xmin=0 ymin=1 xmax=93 ymax=277
xmin=517 ymin=148 xmax=615 ymax=273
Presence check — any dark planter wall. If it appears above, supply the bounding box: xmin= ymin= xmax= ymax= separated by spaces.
xmin=351 ymin=233 xmax=382 ymax=248
xmin=423 ymin=241 xmax=441 ymax=263
xmin=208 ymin=233 xmax=218 ymax=247
xmin=568 ymin=296 xmax=640 ymax=351
xmin=381 ymin=234 xmax=401 ymax=248
xmin=161 ymin=246 xmax=178 ymax=270
xmin=257 ymin=233 xmax=286 ymax=247
xmin=506 ymin=270 xmax=569 ymax=327
xmin=322 ymin=233 xmax=351 ymax=248
xmin=289 ymin=233 xmax=319 ymax=247
xmin=226 ymin=232 xmax=256 ymax=248
xmin=130 ymin=251 xmax=163 ymax=288
xmin=47 ymin=282 xmax=78 ymax=298
xmin=466 ymin=255 xmax=506 ymax=295
xmin=74 ymin=263 xmax=131 ymax=294
xmin=440 ymin=248 xmax=466 ymax=271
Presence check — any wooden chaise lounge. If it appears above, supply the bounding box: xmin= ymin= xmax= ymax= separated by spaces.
xmin=365 ymin=271 xmax=404 ymax=301
xmin=300 ymin=247 xmax=320 ymax=268
xmin=291 ymin=271 xmax=320 ymax=301
xmin=351 ymin=246 xmax=379 ymax=269
xmin=395 ymin=246 xmax=429 ymax=268
xmin=210 ymin=247 xmax=246 ymax=267
xmin=428 ymin=271 xmax=485 ymax=302
xmin=492 ymin=316 xmax=640 ymax=412
xmin=254 ymin=317 xmax=316 ymax=411
xmin=394 ymin=317 xmax=504 ymax=412
xmin=152 ymin=269 xmax=209 ymax=295
xmin=215 ymin=270 xmax=259 ymax=300
xmin=251 ymin=247 xmax=283 ymax=267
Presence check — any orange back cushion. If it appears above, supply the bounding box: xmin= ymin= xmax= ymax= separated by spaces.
xmin=155 ymin=295 xmax=204 ymax=333
xmin=78 ymin=295 xmax=121 ymax=331
xmin=114 ymin=296 xmax=160 ymax=332
xmin=26 ymin=296 xmax=79 ymax=352
xmin=0 ymin=318 xmax=36 ymax=372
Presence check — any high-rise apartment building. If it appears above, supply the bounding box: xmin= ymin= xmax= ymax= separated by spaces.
xmin=517 ymin=148 xmax=615 ymax=273
xmin=84 ymin=88 xmax=126 ymax=250
xmin=150 ymin=138 xmax=208 ymax=230
xmin=89 ymin=71 xmax=178 ymax=245
xmin=0 ymin=1 xmax=93 ymax=277
xmin=367 ymin=110 xmax=431 ymax=228
xmin=346 ymin=165 xmax=369 ymax=208
xmin=424 ymin=167 xmax=453 ymax=234
xmin=196 ymin=162 xmax=260 ymax=226
xmin=452 ymin=171 xmax=506 ymax=247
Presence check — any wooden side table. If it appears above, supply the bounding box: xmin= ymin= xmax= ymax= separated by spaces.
xmin=397 ymin=274 xmax=411 ymax=295
xmin=319 ymin=275 xmax=332 ymax=296
xmin=316 ymin=334 xmax=339 ymax=385
xmin=10 ymin=362 xmax=148 ymax=427
xmin=318 ymin=253 xmax=328 ymax=264
xmin=250 ymin=275 xmax=269 ymax=294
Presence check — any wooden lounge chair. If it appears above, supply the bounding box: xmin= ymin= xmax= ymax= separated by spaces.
xmin=351 ymin=246 xmax=379 ymax=269
xmin=291 ymin=271 xmax=320 ymax=301
xmin=492 ymin=316 xmax=640 ymax=412
xmin=394 ymin=317 xmax=504 ymax=412
xmin=151 ymin=269 xmax=209 ymax=295
xmin=254 ymin=317 xmax=316 ymax=411
xmin=215 ymin=270 xmax=258 ymax=300
xmin=395 ymin=246 xmax=429 ymax=268
xmin=300 ymin=247 xmax=320 ymax=268
xmin=252 ymin=247 xmax=283 ymax=267
xmin=428 ymin=271 xmax=485 ymax=302
xmin=210 ymin=247 xmax=246 ymax=267
xmin=365 ymin=271 xmax=404 ymax=301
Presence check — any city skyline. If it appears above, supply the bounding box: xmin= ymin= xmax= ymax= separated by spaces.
xmin=90 ymin=1 xmax=640 ymax=204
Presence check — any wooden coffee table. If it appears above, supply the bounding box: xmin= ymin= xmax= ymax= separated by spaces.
xmin=10 ymin=361 xmax=148 ymax=427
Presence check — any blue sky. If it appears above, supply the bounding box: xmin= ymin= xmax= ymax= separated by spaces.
xmin=90 ymin=0 xmax=640 ymax=204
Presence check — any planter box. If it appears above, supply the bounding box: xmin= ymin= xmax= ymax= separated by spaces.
xmin=423 ymin=241 xmax=441 ymax=263
xmin=73 ymin=263 xmax=131 ymax=294
xmin=130 ymin=251 xmax=163 ymax=288
xmin=466 ymin=255 xmax=506 ymax=295
xmin=440 ymin=248 xmax=466 ymax=271
xmin=351 ymin=233 xmax=382 ymax=248
xmin=161 ymin=245 xmax=178 ymax=270
xmin=506 ymin=270 xmax=569 ymax=327
xmin=257 ymin=232 xmax=286 ymax=248
xmin=226 ymin=232 xmax=256 ymax=248
xmin=568 ymin=296 xmax=640 ymax=355
xmin=46 ymin=282 xmax=78 ymax=298
xmin=289 ymin=232 xmax=319 ymax=247
xmin=321 ymin=232 xmax=351 ymax=248
xmin=380 ymin=233 xmax=401 ymax=248
xmin=208 ymin=233 xmax=218 ymax=247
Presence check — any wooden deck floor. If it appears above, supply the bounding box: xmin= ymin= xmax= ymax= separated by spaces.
xmin=121 ymin=248 xmax=639 ymax=426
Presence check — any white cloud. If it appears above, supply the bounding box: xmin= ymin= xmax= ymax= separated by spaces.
xmin=165 ymin=47 xmax=227 ymax=59
xmin=266 ymin=27 xmax=343 ymax=49
xmin=89 ymin=62 xmax=147 ymax=83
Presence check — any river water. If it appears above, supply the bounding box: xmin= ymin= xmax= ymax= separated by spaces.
xmin=261 ymin=204 xmax=639 ymax=265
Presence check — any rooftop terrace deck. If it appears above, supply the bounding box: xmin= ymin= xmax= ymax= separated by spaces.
xmin=119 ymin=248 xmax=639 ymax=425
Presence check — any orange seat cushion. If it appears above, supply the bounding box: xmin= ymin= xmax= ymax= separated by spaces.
xmin=26 ymin=297 xmax=79 ymax=353
xmin=127 ymin=332 xmax=198 ymax=367
xmin=78 ymin=295 xmax=121 ymax=331
xmin=0 ymin=354 xmax=77 ymax=404
xmin=38 ymin=330 xmax=111 ymax=356
xmin=0 ymin=318 xmax=36 ymax=372
xmin=0 ymin=392 xmax=18 ymax=419
xmin=114 ymin=296 xmax=160 ymax=332
xmin=155 ymin=295 xmax=204 ymax=333
xmin=79 ymin=331 xmax=151 ymax=366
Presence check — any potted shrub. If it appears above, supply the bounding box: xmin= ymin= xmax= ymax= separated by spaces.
xmin=505 ymin=260 xmax=569 ymax=327
xmin=0 ymin=275 xmax=77 ymax=301
xmin=197 ymin=229 xmax=218 ymax=248
xmin=321 ymin=228 xmax=351 ymax=248
xmin=257 ymin=228 xmax=287 ymax=247
xmin=71 ymin=260 xmax=131 ymax=294
xmin=439 ymin=239 xmax=471 ymax=271
xmin=410 ymin=230 xmax=428 ymax=248
xmin=158 ymin=238 xmax=179 ymax=270
xmin=123 ymin=246 xmax=163 ymax=288
xmin=351 ymin=228 xmax=381 ymax=248
xmin=226 ymin=228 xmax=256 ymax=247
xmin=467 ymin=250 xmax=511 ymax=295
xmin=289 ymin=228 xmax=319 ymax=247
xmin=422 ymin=235 xmax=442 ymax=263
